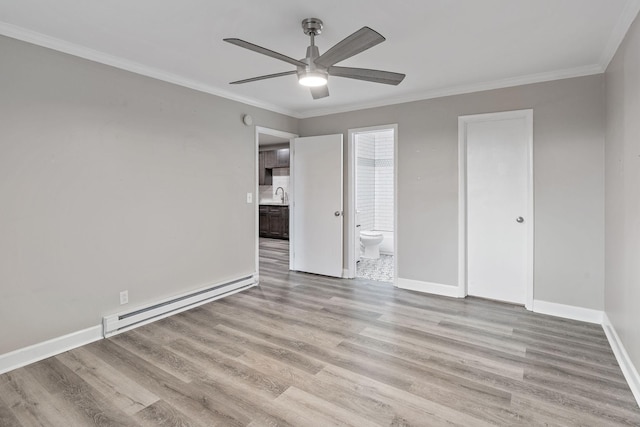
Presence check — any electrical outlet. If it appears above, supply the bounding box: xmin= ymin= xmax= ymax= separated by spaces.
xmin=246 ymin=192 xmax=253 ymax=203
xmin=120 ymin=290 xmax=128 ymax=305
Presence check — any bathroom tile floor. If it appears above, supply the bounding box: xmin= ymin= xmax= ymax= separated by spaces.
xmin=356 ymin=254 xmax=394 ymax=282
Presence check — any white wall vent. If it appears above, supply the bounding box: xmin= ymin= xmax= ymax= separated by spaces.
xmin=103 ymin=274 xmax=256 ymax=338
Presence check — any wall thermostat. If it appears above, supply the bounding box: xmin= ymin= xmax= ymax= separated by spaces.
xmin=243 ymin=114 xmax=253 ymax=126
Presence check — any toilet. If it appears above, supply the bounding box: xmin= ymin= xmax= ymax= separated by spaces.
xmin=360 ymin=230 xmax=384 ymax=259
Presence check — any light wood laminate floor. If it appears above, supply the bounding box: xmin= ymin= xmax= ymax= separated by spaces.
xmin=1 ymin=238 xmax=639 ymax=426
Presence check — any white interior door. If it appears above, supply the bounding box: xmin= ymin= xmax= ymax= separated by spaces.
xmin=291 ymin=134 xmax=343 ymax=277
xmin=462 ymin=110 xmax=533 ymax=305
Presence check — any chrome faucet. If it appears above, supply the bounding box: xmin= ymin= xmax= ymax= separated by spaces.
xmin=275 ymin=187 xmax=285 ymax=203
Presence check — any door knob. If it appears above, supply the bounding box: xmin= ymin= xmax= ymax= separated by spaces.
xmin=334 ymin=211 xmax=341 ymax=217
xmin=516 ymin=216 xmax=524 ymax=223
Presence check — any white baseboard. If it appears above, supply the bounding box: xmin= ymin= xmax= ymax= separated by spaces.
xmin=603 ymin=313 xmax=640 ymax=407
xmin=0 ymin=275 xmax=258 ymax=374
xmin=0 ymin=325 xmax=102 ymax=375
xmin=532 ymin=300 xmax=603 ymax=324
xmin=396 ymin=277 xmax=462 ymax=298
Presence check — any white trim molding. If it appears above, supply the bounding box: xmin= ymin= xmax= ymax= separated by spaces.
xmin=297 ymin=64 xmax=603 ymax=118
xmin=603 ymin=313 xmax=640 ymax=406
xmin=396 ymin=278 xmax=463 ymax=299
xmin=532 ymin=300 xmax=603 ymax=324
xmin=0 ymin=22 xmax=297 ymax=118
xmin=0 ymin=21 xmax=612 ymax=121
xmin=599 ymin=0 xmax=640 ymax=69
xmin=0 ymin=325 xmax=103 ymax=375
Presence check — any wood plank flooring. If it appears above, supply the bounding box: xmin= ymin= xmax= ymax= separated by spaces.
xmin=1 ymin=237 xmax=639 ymax=426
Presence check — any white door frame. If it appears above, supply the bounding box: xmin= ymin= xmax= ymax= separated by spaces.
xmin=254 ymin=126 xmax=298 ymax=278
xmin=346 ymin=124 xmax=398 ymax=283
xmin=458 ymin=110 xmax=534 ymax=309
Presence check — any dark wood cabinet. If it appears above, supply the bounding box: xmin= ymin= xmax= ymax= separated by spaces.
xmin=259 ymin=206 xmax=269 ymax=235
xmin=259 ymin=149 xmax=289 ymax=185
xmin=259 ymin=205 xmax=289 ymax=239
xmin=282 ymin=206 xmax=289 ymax=238
xmin=276 ymin=148 xmax=290 ymax=168
xmin=264 ymin=150 xmax=277 ymax=168
xmin=268 ymin=206 xmax=283 ymax=237
xmin=258 ymin=152 xmax=272 ymax=185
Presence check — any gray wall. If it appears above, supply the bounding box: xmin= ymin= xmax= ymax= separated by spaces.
xmin=300 ymin=75 xmax=605 ymax=310
xmin=605 ymin=14 xmax=640 ymax=377
xmin=0 ymin=31 xmax=609 ymax=357
xmin=0 ymin=36 xmax=297 ymax=354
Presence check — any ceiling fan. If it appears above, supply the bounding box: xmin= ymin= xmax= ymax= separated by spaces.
xmin=224 ymin=18 xmax=406 ymax=99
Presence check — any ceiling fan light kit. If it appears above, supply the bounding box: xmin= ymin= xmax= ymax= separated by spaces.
xmin=224 ymin=17 xmax=405 ymax=99
xmin=298 ymin=71 xmax=328 ymax=87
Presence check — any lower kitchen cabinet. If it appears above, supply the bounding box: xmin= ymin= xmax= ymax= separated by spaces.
xmin=259 ymin=206 xmax=269 ymax=236
xmin=282 ymin=206 xmax=289 ymax=239
xmin=259 ymin=205 xmax=289 ymax=239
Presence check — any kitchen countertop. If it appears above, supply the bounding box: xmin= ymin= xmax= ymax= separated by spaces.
xmin=259 ymin=201 xmax=289 ymax=206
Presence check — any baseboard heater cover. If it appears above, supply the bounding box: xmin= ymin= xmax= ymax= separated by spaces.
xmin=103 ymin=274 xmax=256 ymax=338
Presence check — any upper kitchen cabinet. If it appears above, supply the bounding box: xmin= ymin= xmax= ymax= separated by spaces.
xmin=258 ymin=152 xmax=272 ymax=185
xmin=258 ymin=148 xmax=289 ymax=185
xmin=264 ymin=150 xmax=277 ymax=169
xmin=276 ymin=148 xmax=290 ymax=168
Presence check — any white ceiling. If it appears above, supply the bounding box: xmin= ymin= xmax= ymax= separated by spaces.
xmin=1 ymin=1 xmax=639 ymax=118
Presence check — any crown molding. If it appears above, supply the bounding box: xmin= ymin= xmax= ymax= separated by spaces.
xmin=0 ymin=17 xmax=624 ymax=120
xmin=599 ymin=0 xmax=640 ymax=69
xmin=296 ymin=64 xmax=604 ymax=118
xmin=0 ymin=22 xmax=298 ymax=118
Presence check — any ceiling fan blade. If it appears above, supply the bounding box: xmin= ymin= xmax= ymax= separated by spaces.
xmin=230 ymin=70 xmax=297 ymax=85
xmin=328 ymin=66 xmax=405 ymax=85
xmin=314 ymin=27 xmax=385 ymax=68
xmin=310 ymin=85 xmax=329 ymax=99
xmin=224 ymin=38 xmax=306 ymax=68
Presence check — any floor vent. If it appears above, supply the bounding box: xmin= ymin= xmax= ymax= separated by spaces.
xmin=103 ymin=274 xmax=256 ymax=338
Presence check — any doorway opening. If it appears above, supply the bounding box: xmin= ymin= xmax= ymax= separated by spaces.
xmin=347 ymin=125 xmax=398 ymax=284
xmin=255 ymin=127 xmax=297 ymax=277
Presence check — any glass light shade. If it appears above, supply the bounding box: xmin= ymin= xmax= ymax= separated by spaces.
xmin=298 ymin=71 xmax=328 ymax=87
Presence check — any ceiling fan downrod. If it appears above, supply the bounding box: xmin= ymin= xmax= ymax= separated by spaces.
xmin=299 ymin=18 xmax=327 ymax=87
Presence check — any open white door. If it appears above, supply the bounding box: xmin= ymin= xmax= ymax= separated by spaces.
xmin=291 ymin=134 xmax=343 ymax=277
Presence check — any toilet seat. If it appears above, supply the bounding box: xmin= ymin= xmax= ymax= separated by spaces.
xmin=360 ymin=230 xmax=383 ymax=238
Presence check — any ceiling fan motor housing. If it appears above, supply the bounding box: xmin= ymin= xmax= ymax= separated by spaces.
xmin=298 ymin=45 xmax=325 ymax=72
xmin=301 ymin=18 xmax=323 ymax=36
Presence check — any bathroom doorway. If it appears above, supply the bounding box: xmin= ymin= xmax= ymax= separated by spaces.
xmin=347 ymin=125 xmax=397 ymax=284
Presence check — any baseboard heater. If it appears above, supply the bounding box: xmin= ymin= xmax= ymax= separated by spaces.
xmin=103 ymin=274 xmax=256 ymax=338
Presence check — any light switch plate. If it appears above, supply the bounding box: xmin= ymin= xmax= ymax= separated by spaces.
xmin=246 ymin=192 xmax=253 ymax=203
